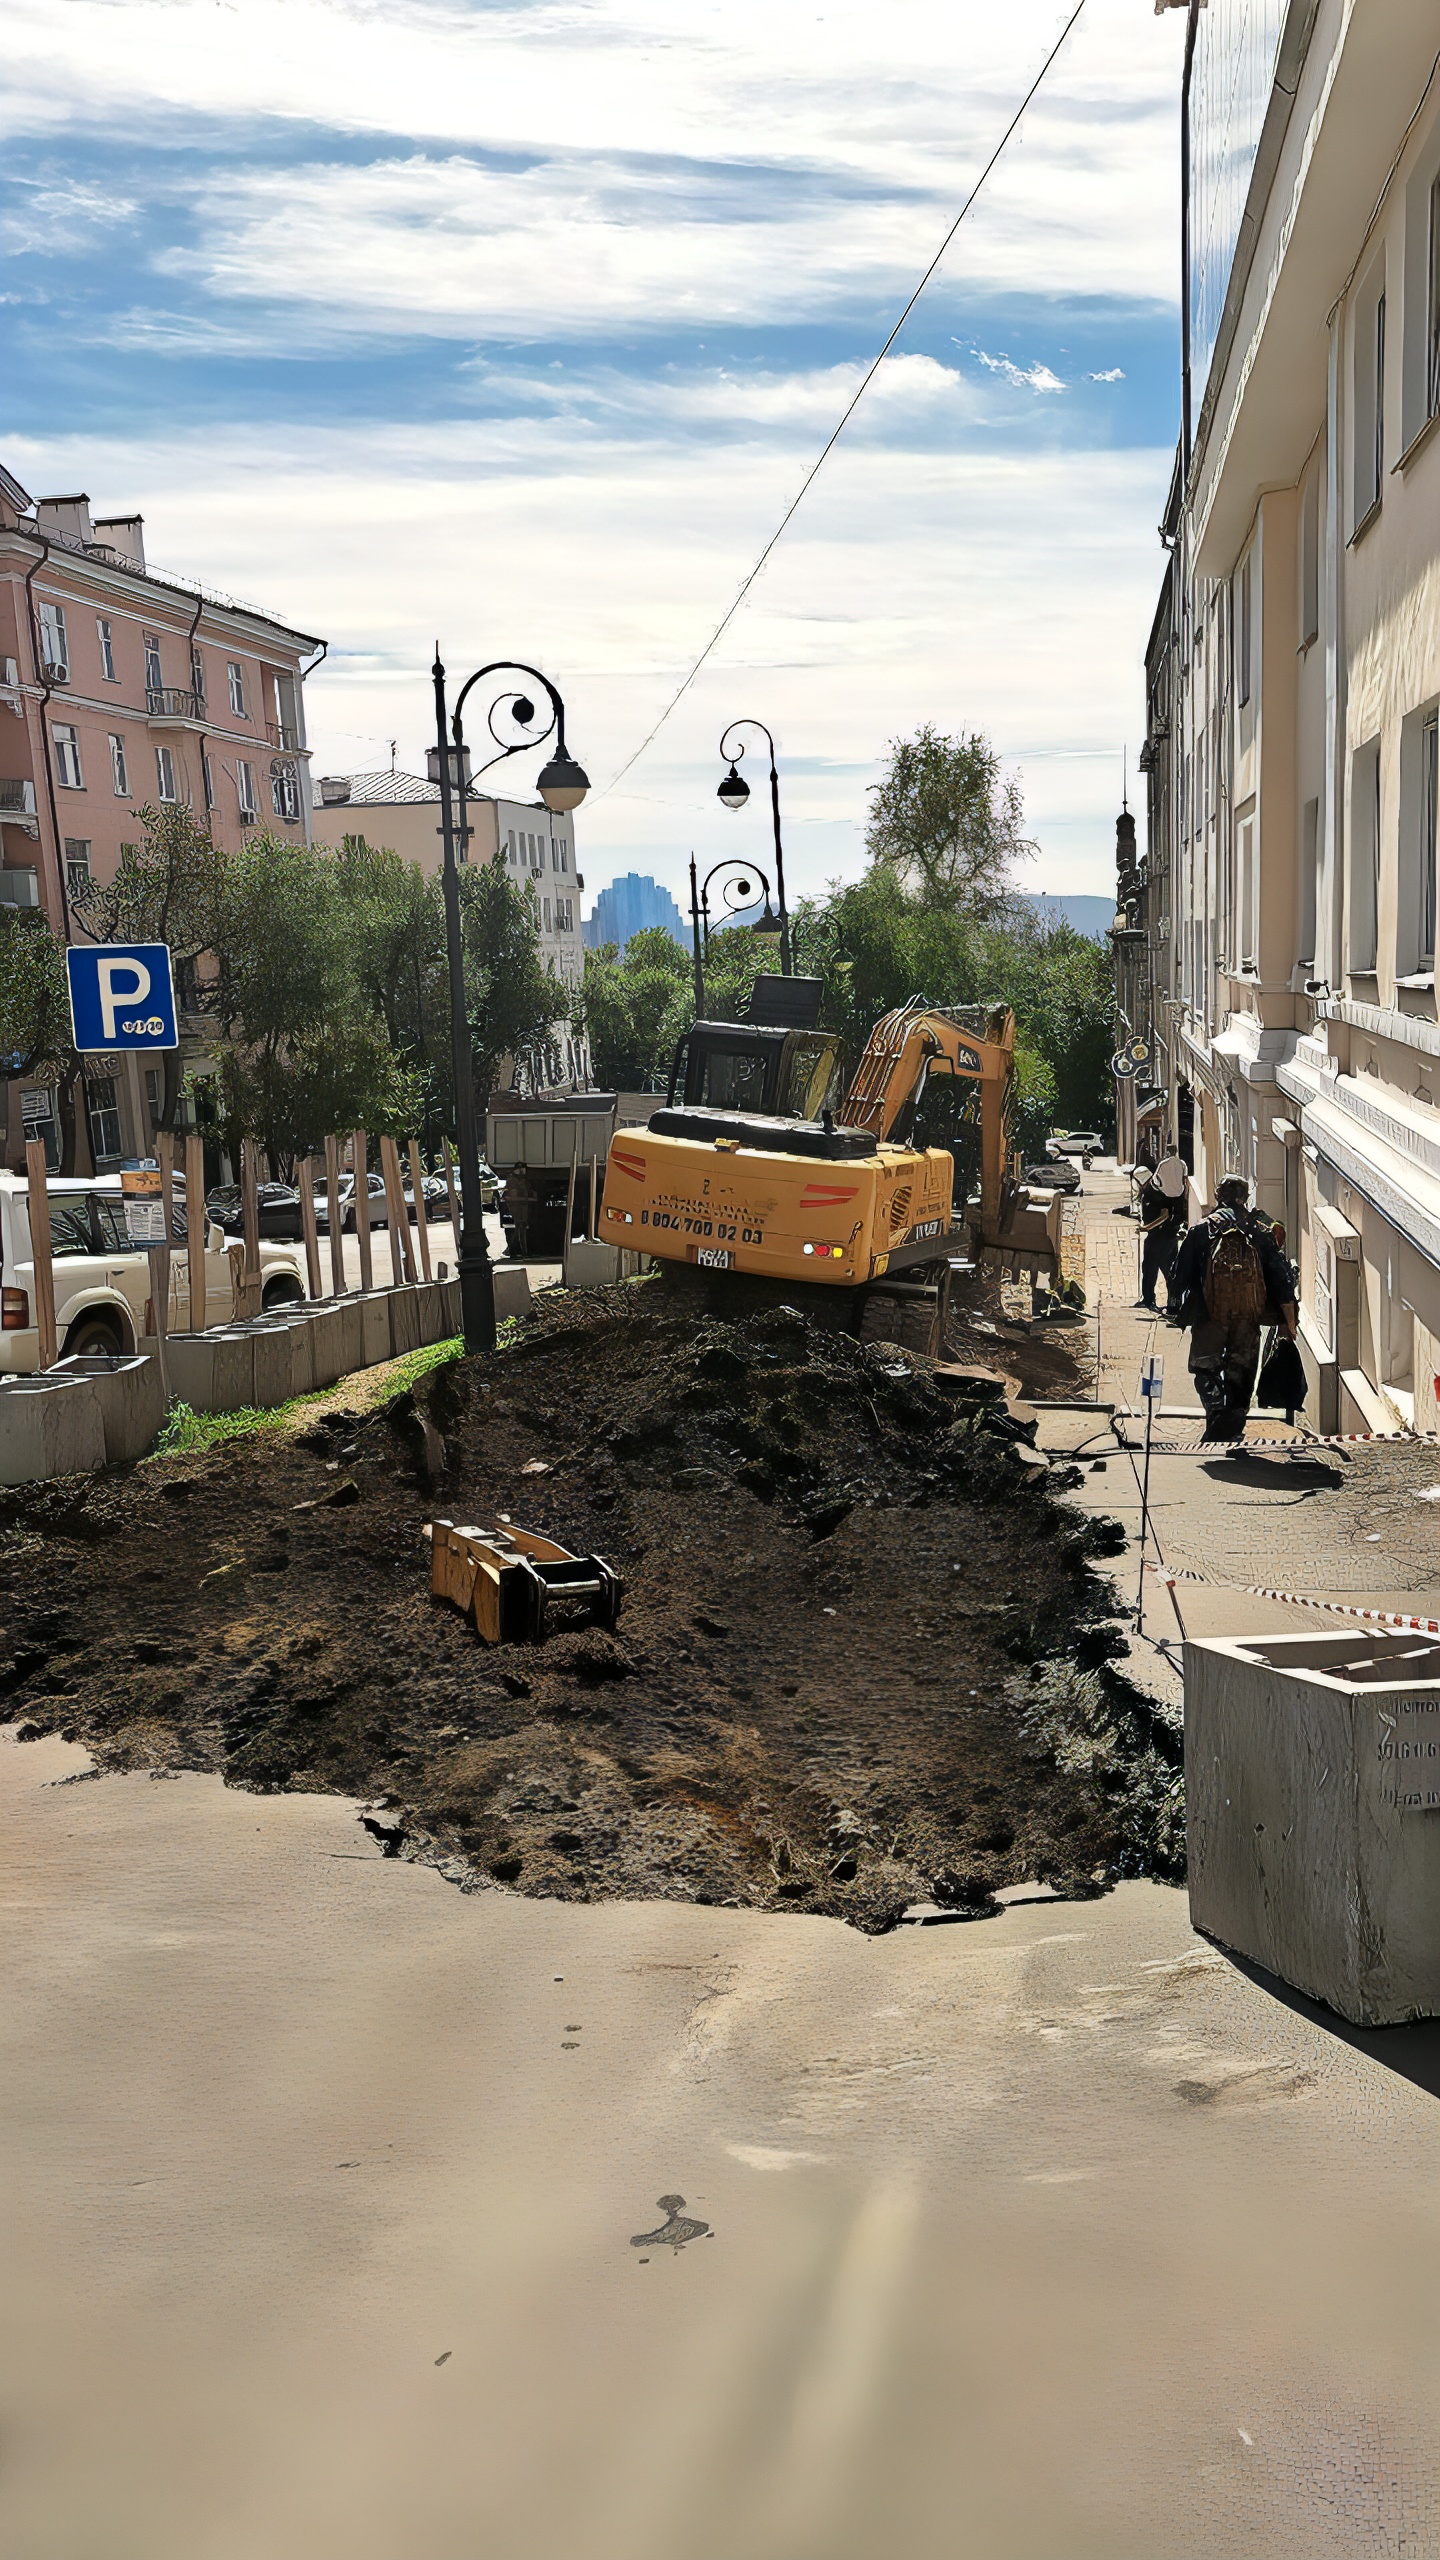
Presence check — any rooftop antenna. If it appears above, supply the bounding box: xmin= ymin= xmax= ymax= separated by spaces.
xmin=389 ymin=738 xmax=397 ymax=776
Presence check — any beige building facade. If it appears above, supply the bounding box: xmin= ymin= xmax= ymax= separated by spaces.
xmin=0 ymin=463 xmax=322 ymax=1172
xmin=1149 ymin=0 xmax=1440 ymax=1435
xmin=310 ymin=767 xmax=589 ymax=1087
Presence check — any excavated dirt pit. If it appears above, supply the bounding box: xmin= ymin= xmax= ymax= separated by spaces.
xmin=0 ymin=1283 xmax=1181 ymax=1931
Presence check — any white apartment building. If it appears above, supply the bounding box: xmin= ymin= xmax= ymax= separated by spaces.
xmin=310 ymin=766 xmax=589 ymax=1087
xmin=1144 ymin=0 xmax=1440 ymax=1435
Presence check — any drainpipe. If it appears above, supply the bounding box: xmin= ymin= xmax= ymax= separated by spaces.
xmin=298 ymin=638 xmax=326 ymax=846
xmin=1323 ymin=310 xmax=1347 ymax=1001
xmin=1180 ymin=0 xmax=1201 ymax=479
xmin=22 ymin=534 xmax=91 ymax=1176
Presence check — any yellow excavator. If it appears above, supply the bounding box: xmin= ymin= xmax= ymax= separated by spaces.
xmin=600 ymin=986 xmax=1060 ymax=1351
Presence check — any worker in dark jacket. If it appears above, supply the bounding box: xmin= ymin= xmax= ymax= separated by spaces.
xmin=1171 ymin=1175 xmax=1299 ymax=1441
xmin=1134 ymin=1145 xmax=1188 ymax=1312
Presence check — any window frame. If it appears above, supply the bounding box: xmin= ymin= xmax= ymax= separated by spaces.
xmin=155 ymin=745 xmax=178 ymax=803
xmin=97 ymin=617 xmax=117 ymax=682
xmin=227 ymin=660 xmax=246 ymax=718
xmin=38 ymin=601 xmax=68 ymax=680
xmin=108 ymin=732 xmax=129 ymax=797
xmin=236 ymin=758 xmax=256 ymax=816
xmin=143 ymin=631 xmax=163 ymax=698
xmin=52 ymin=723 xmax=84 ymax=790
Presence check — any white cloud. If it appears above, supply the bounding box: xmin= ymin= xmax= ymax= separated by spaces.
xmin=970 ymin=347 xmax=1067 ymax=394
xmin=1089 ymin=366 xmax=1126 ymax=382
xmin=6 ymin=418 xmax=1170 ymax=902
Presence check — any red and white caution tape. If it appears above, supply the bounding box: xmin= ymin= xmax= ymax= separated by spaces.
xmin=1159 ymin=1564 xmax=1440 ymax=1635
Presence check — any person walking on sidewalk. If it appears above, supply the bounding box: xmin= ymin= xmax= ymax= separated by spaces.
xmin=1171 ymin=1174 xmax=1298 ymax=1441
xmin=1135 ymin=1145 xmax=1188 ymax=1312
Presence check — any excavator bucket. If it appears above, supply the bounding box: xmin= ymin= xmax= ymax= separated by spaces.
xmin=426 ymin=1519 xmax=624 ymax=1645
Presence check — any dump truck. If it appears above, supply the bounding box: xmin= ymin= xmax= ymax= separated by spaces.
xmin=485 ymin=1091 xmax=620 ymax=1259
xmin=600 ymin=988 xmax=1060 ymax=1351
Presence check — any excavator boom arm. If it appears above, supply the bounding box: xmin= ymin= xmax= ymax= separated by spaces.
xmin=837 ymin=1001 xmax=1014 ymax=1229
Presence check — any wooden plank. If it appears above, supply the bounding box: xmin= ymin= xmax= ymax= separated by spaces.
xmin=24 ymin=1138 xmax=57 ymax=1371
xmin=379 ymin=1136 xmax=413 ymax=1285
xmin=296 ymin=1152 xmax=322 ymax=1301
xmin=441 ymin=1136 xmax=461 ymax=1243
xmin=240 ymin=1138 xmax=263 ymax=1315
xmin=588 ymin=1154 xmax=598 ymax=1241
xmin=324 ymin=1134 xmax=346 ymax=1296
xmin=353 ymin=1130 xmax=373 ymax=1293
xmin=185 ymin=1133 xmax=208 ymax=1333
xmin=155 ymin=1127 xmax=176 ymax=1341
xmin=407 ymin=1139 xmax=433 ymax=1281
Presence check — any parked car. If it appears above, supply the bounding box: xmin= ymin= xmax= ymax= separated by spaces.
xmin=315 ymin=1172 xmax=388 ymax=1235
xmin=1023 ymin=1158 xmax=1082 ymax=1194
xmin=0 ymin=1175 xmax=309 ymax=1370
xmin=1046 ymin=1130 xmax=1104 ymax=1169
xmin=206 ymin=1181 xmax=305 ymax=1241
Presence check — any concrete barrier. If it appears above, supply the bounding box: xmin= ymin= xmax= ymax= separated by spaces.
xmin=307 ymin=1302 xmax=349 ymax=1388
xmin=0 ymin=1373 xmax=108 ymax=1484
xmin=50 ymin=1353 xmax=164 ymax=1464
xmin=248 ymin=1323 xmax=297 ymax=1410
xmin=358 ymin=1292 xmax=393 ymax=1368
xmin=493 ymin=1266 xmax=532 ymax=1322
xmin=1184 ymin=1627 xmax=1440 ymax=2024
xmin=161 ymin=1331 xmax=255 ymax=1416
xmin=387 ymin=1285 xmax=425 ymax=1359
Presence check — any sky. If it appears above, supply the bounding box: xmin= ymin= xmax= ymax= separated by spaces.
xmin=4 ymin=0 xmax=1189 ymax=915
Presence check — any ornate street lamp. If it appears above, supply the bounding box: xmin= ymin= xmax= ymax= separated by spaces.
xmin=431 ymin=653 xmax=589 ymax=1351
xmin=688 ymin=854 xmax=781 ymax=1018
xmin=716 ymin=718 xmax=790 ymax=973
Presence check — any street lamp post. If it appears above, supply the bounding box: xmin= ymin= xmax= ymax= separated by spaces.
xmin=687 ymin=854 xmax=782 ymax=1019
xmin=717 ymin=718 xmax=791 ymax=974
xmin=432 ymin=651 xmax=589 ymax=1353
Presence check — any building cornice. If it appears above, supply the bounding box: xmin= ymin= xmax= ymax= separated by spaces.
xmin=0 ymin=531 xmax=320 ymax=657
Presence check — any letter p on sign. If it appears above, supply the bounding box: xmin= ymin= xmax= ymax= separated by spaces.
xmin=66 ymin=942 xmax=178 ymax=1052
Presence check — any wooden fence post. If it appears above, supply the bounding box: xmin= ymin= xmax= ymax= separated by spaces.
xmin=240 ymin=1139 xmax=263 ymax=1316
xmin=353 ymin=1130 xmax=373 ymax=1293
xmin=324 ymin=1135 xmax=346 ymax=1296
xmin=24 ymin=1138 xmax=57 ymax=1371
xmin=185 ymin=1133 xmax=208 ymax=1333
xmin=379 ymin=1136 xmax=413 ymax=1285
xmin=296 ymin=1153 xmax=322 ymax=1302
xmin=407 ymin=1139 xmax=433 ymax=1281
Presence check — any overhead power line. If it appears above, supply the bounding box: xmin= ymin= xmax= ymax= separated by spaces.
xmin=598 ymin=0 xmax=1089 ymax=798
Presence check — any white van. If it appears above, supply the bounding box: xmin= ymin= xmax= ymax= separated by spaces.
xmin=0 ymin=1173 xmax=309 ymax=1373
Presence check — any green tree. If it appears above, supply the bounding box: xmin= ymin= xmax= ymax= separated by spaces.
xmin=0 ymin=910 xmax=85 ymax=1171
xmin=580 ymin=928 xmax=691 ymax=1091
xmin=211 ymin=831 xmax=417 ymax=1171
xmin=459 ymin=855 xmax=570 ymax=1104
xmin=71 ymin=802 xmax=229 ymax=1131
xmin=865 ymin=724 xmax=1034 ymax=917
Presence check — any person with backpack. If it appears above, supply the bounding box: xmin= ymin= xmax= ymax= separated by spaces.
xmin=1170 ymin=1174 xmax=1299 ymax=1441
xmin=1134 ymin=1144 xmax=1188 ymax=1312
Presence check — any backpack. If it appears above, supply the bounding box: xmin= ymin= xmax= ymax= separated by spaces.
xmin=1203 ymin=1214 xmax=1268 ymax=1327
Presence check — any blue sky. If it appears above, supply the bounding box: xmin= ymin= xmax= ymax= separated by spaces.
xmin=4 ymin=0 xmax=1189 ymax=905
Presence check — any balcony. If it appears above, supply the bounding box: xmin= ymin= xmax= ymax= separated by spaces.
xmin=146 ymin=687 xmax=206 ymax=729
xmin=266 ymin=721 xmax=302 ymax=752
xmin=0 ymin=778 xmax=39 ymax=839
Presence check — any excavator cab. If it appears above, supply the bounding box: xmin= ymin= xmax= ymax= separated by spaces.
xmin=665 ymin=1024 xmax=846 ymax=1121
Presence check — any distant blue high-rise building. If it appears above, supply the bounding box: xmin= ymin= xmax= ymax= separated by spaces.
xmin=583 ymin=872 xmax=687 ymax=954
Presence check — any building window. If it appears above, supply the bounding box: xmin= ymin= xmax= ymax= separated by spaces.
xmin=191 ymin=646 xmax=206 ymax=705
xmin=155 ymin=746 xmax=178 ymax=802
xmin=1398 ymin=703 xmax=1439 ymax=975
xmin=1423 ymin=711 xmax=1439 ymax=966
xmin=1298 ymin=796 xmax=1319 ymax=968
xmin=1348 ymin=738 xmax=1382 ymax=974
xmin=270 ymin=759 xmax=300 ymax=822
xmin=228 ymin=661 xmax=246 ymax=717
xmin=1354 ymin=269 xmax=1386 ymax=526
xmin=85 ymin=1075 xmax=123 ymax=1165
xmin=64 ymin=838 xmax=91 ymax=900
xmin=1235 ymin=554 xmax=1252 ymax=708
xmin=38 ymin=601 xmax=68 ymax=681
xmin=109 ymin=733 xmax=129 ymax=797
xmin=236 ymin=759 xmax=256 ymax=817
xmin=542 ymin=896 xmax=552 ymax=931
xmin=97 ymin=617 xmax=116 ymax=681
xmin=1237 ymin=812 xmax=1256 ymax=967
xmin=52 ymin=723 xmax=84 ymax=789
xmin=143 ymin=631 xmax=163 ymax=697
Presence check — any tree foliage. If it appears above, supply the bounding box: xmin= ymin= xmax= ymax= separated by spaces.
xmin=864 ymin=723 xmax=1034 ymax=917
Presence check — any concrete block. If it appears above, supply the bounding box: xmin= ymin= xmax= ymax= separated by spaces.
xmin=160 ymin=1331 xmax=255 ymax=1415
xmin=493 ymin=1265 xmax=532 ymax=1323
xmin=564 ymin=1238 xmax=624 ymax=1288
xmin=307 ymin=1302 xmax=349 ymax=1388
xmin=50 ymin=1353 xmax=164 ymax=1464
xmin=1184 ymin=1628 xmax=1440 ymax=2025
xmin=358 ymin=1292 xmax=394 ymax=1368
xmin=248 ymin=1324 xmax=297 ymax=1410
xmin=0 ymin=1373 xmax=107 ymax=1483
xmin=387 ymin=1285 xmax=424 ymax=1359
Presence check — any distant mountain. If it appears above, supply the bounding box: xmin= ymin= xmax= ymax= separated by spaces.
xmin=583 ymin=872 xmax=687 ymax=953
xmin=1017 ymin=892 xmax=1114 ymax=940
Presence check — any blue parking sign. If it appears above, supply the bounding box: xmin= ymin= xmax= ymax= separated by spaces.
xmin=67 ymin=944 xmax=178 ymax=1052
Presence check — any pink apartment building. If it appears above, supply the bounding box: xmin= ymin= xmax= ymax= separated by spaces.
xmin=0 ymin=462 xmax=322 ymax=1170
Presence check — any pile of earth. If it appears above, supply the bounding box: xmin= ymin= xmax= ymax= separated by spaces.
xmin=0 ymin=1281 xmax=1182 ymax=1932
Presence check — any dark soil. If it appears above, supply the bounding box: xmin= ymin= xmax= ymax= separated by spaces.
xmin=0 ymin=1283 xmax=1182 ymax=1931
